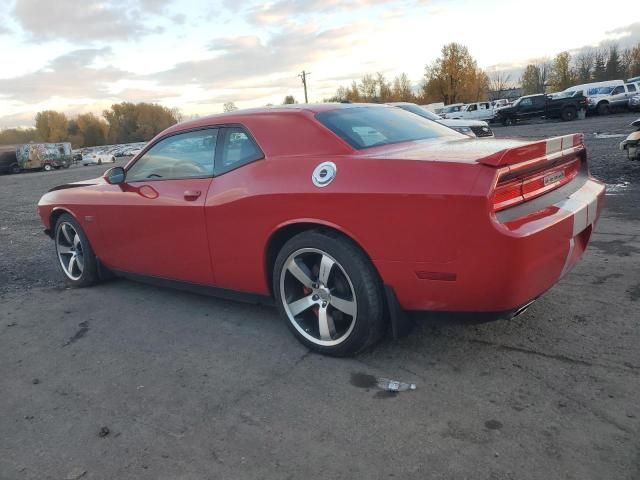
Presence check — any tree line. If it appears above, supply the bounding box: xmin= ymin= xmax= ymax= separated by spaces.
xmin=521 ymin=44 xmax=640 ymax=94
xmin=328 ymin=42 xmax=640 ymax=104
xmin=0 ymin=102 xmax=182 ymax=147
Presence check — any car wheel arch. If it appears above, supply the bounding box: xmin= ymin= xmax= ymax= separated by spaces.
xmin=263 ymin=220 xmax=379 ymax=296
xmin=49 ymin=207 xmax=78 ymax=237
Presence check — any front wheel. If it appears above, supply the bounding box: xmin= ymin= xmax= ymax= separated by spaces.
xmin=502 ymin=116 xmax=514 ymax=126
xmin=43 ymin=164 xmax=52 ymax=171
xmin=273 ymin=230 xmax=385 ymax=356
xmin=10 ymin=163 xmax=20 ymax=174
xmin=54 ymin=214 xmax=99 ymax=287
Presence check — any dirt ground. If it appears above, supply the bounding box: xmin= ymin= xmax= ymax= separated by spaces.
xmin=1 ymin=112 xmax=639 ymax=480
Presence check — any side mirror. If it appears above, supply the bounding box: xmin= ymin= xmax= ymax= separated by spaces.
xmin=104 ymin=166 xmax=126 ymax=185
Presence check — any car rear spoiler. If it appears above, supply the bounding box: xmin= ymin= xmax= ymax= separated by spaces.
xmin=478 ymin=134 xmax=584 ymax=168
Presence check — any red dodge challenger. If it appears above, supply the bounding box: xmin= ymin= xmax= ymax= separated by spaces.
xmin=38 ymin=104 xmax=605 ymax=356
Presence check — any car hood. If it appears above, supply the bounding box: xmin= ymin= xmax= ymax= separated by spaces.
xmin=48 ymin=176 xmax=105 ymax=192
xmin=361 ymin=137 xmax=529 ymax=164
xmin=439 ymin=119 xmax=488 ymax=127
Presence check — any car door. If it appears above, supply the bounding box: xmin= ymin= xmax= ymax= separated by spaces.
xmin=203 ymin=126 xmax=265 ymax=291
xmin=610 ymin=85 xmax=627 ymax=108
xmin=465 ymin=103 xmax=478 ymax=119
xmin=478 ymin=102 xmax=491 ymax=120
xmin=96 ymin=128 xmax=218 ymax=285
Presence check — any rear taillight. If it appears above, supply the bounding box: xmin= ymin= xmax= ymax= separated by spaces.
xmin=492 ymin=158 xmax=581 ymax=212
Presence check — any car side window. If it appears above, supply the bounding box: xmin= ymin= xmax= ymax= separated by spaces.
xmin=627 ymin=84 xmax=637 ymax=92
xmin=127 ymin=129 xmax=218 ymax=182
xmin=612 ymin=86 xmax=624 ymax=95
xmin=215 ymin=127 xmax=263 ymax=175
xmin=468 ymin=104 xmax=477 ymax=111
xmin=520 ymin=98 xmax=532 ymax=107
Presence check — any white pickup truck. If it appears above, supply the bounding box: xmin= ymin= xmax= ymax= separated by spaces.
xmin=443 ymin=101 xmax=495 ymax=121
xmin=587 ymin=83 xmax=639 ymax=115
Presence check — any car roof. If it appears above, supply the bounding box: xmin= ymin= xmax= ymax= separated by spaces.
xmin=165 ymin=103 xmax=392 ymax=134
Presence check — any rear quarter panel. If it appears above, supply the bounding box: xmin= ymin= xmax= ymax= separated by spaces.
xmin=204 ymin=154 xmax=485 ymax=294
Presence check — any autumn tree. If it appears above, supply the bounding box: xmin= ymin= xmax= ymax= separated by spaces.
xmin=376 ymin=72 xmax=392 ymax=102
xmin=520 ymin=64 xmax=548 ymax=95
xmin=76 ymin=113 xmax=107 ymax=147
xmin=103 ymin=102 xmax=179 ymax=144
xmin=0 ymin=128 xmax=37 ymax=145
xmin=549 ymin=52 xmax=575 ymax=91
xmin=223 ymin=102 xmax=238 ymax=113
xmin=391 ymin=73 xmax=414 ymax=102
xmin=359 ymin=74 xmax=377 ymax=101
xmin=35 ymin=110 xmax=68 ymax=142
xmin=282 ymin=95 xmax=296 ymax=104
xmin=421 ymin=43 xmax=488 ymax=104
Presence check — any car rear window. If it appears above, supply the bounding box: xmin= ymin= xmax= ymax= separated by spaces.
xmin=316 ymin=106 xmax=461 ymax=149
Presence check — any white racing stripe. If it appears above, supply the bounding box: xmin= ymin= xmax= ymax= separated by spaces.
xmin=560 ymin=238 xmax=576 ymax=277
xmin=555 ymin=179 xmax=603 ymax=237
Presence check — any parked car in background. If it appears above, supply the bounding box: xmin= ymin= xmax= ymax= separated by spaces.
xmin=495 ymin=93 xmax=587 ymax=125
xmin=16 ymin=143 xmax=72 ymax=171
xmin=82 ymin=150 xmax=116 ymax=166
xmin=440 ymin=103 xmax=464 ymax=118
xmin=620 ymin=117 xmax=640 ymax=160
xmin=0 ymin=145 xmax=20 ymax=174
xmin=587 ymin=83 xmax=638 ymax=115
xmin=492 ymin=99 xmax=510 ymax=109
xmin=37 ymin=103 xmax=604 ymax=355
xmin=389 ymin=102 xmax=494 ymax=137
xmin=445 ymin=101 xmax=495 ymax=121
xmin=629 ymin=94 xmax=640 ymax=111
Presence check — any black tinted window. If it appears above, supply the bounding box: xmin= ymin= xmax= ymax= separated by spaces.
xmin=316 ymin=106 xmax=461 ymax=149
xmin=627 ymin=84 xmax=637 ymax=92
xmin=215 ymin=127 xmax=263 ymax=175
xmin=127 ymin=129 xmax=217 ymax=181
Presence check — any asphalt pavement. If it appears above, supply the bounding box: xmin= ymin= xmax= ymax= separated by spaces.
xmin=1 ymin=112 xmax=639 ymax=480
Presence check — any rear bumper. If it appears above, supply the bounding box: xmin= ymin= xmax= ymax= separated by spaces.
xmin=376 ymin=177 xmax=605 ymax=312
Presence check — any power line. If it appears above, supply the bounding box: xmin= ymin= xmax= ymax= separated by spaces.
xmin=298 ymin=70 xmax=311 ymax=103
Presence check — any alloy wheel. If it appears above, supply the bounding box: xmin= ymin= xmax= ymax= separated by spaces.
xmin=56 ymin=222 xmax=85 ymax=281
xmin=280 ymin=248 xmax=357 ymax=347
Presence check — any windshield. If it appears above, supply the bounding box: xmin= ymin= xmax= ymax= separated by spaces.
xmin=316 ymin=106 xmax=463 ymax=149
xmin=395 ymin=104 xmax=441 ymax=121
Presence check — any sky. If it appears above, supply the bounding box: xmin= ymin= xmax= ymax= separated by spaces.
xmin=0 ymin=0 xmax=639 ymax=128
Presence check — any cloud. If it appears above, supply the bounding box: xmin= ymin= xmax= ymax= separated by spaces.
xmin=0 ymin=48 xmax=127 ymax=103
xmin=12 ymin=0 xmax=170 ymax=41
xmin=246 ymin=0 xmax=401 ymax=25
xmin=150 ymin=24 xmax=362 ymax=88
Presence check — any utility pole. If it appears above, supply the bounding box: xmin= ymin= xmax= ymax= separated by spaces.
xmin=298 ymin=70 xmax=310 ymax=103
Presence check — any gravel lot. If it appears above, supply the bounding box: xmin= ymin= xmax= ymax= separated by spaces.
xmin=1 ymin=113 xmax=639 ymax=480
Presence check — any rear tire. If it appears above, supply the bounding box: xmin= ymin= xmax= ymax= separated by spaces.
xmin=54 ymin=214 xmax=99 ymax=288
xmin=503 ymin=116 xmax=515 ymax=126
xmin=43 ymin=164 xmax=52 ymax=171
xmin=561 ymin=107 xmax=576 ymax=121
xmin=10 ymin=163 xmax=20 ymax=174
xmin=273 ymin=230 xmax=385 ymax=356
xmin=597 ymin=102 xmax=610 ymax=115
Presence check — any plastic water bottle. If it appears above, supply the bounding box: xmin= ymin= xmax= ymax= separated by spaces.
xmin=376 ymin=378 xmax=416 ymax=392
